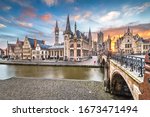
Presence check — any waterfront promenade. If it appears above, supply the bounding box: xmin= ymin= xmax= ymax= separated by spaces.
xmin=0 ymin=56 xmax=100 ymax=67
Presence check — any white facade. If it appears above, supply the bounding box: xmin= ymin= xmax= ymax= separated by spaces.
xmin=32 ymin=44 xmax=49 ymax=60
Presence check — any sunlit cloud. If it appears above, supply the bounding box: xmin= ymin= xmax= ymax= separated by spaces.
xmin=100 ymin=11 xmax=121 ymax=22
xmin=73 ymin=15 xmax=81 ymax=21
xmin=72 ymin=11 xmax=92 ymax=22
xmin=0 ymin=23 xmax=6 ymax=28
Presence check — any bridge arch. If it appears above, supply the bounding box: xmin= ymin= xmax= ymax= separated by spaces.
xmin=110 ymin=72 xmax=133 ymax=98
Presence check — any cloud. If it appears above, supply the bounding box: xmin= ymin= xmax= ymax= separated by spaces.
xmin=123 ymin=2 xmax=150 ymax=16
xmin=12 ymin=0 xmax=36 ymax=20
xmin=65 ymin=0 xmax=75 ymax=3
xmin=17 ymin=21 xmax=33 ymax=28
xmin=42 ymin=0 xmax=58 ymax=6
xmin=0 ymin=16 xmax=11 ymax=23
xmin=22 ymin=8 xmax=37 ymax=18
xmin=100 ymin=11 xmax=121 ymax=22
xmin=73 ymin=15 xmax=81 ymax=21
xmin=1 ymin=6 xmax=11 ymax=11
xmin=72 ymin=11 xmax=92 ymax=21
xmin=17 ymin=7 xmax=37 ymax=21
xmin=40 ymin=13 xmax=53 ymax=22
xmin=11 ymin=0 xmax=32 ymax=8
xmin=83 ymin=12 xmax=92 ymax=19
xmin=0 ymin=23 xmax=6 ymax=28
xmin=0 ymin=2 xmax=12 ymax=11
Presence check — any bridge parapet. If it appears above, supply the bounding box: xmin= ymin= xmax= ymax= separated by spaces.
xmin=111 ymin=55 xmax=145 ymax=78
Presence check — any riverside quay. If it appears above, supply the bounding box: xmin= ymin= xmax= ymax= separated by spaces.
xmin=0 ymin=0 xmax=150 ymax=100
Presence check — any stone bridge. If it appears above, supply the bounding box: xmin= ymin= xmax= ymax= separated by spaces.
xmin=100 ymin=52 xmax=150 ymax=100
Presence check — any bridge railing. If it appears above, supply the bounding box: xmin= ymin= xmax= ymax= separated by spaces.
xmin=111 ymin=54 xmax=145 ymax=77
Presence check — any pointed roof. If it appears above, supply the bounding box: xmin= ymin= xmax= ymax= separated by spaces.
xmin=127 ymin=26 xmax=130 ymax=33
xmin=64 ymin=14 xmax=72 ymax=34
xmin=124 ymin=26 xmax=132 ymax=36
xmin=88 ymin=28 xmax=92 ymax=41
xmin=55 ymin=20 xmax=59 ymax=32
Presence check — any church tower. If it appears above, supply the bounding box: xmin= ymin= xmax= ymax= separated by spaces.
xmin=64 ymin=15 xmax=72 ymax=61
xmin=55 ymin=20 xmax=59 ymax=45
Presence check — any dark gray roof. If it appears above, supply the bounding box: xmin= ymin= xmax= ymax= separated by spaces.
xmin=40 ymin=44 xmax=51 ymax=50
xmin=27 ymin=38 xmax=44 ymax=49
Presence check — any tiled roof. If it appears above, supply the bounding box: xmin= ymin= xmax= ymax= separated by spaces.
xmin=27 ymin=38 xmax=44 ymax=49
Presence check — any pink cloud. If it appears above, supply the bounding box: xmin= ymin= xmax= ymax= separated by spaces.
xmin=22 ymin=7 xmax=37 ymax=18
xmin=40 ymin=13 xmax=53 ymax=22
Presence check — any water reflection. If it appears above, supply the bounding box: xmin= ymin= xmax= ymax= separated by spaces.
xmin=0 ymin=65 xmax=104 ymax=81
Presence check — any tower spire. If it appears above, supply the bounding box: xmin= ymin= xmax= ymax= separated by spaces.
xmin=88 ymin=28 xmax=92 ymax=40
xmin=127 ymin=26 xmax=130 ymax=33
xmin=56 ymin=20 xmax=58 ymax=29
xmin=64 ymin=14 xmax=72 ymax=34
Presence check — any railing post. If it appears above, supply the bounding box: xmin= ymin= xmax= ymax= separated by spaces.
xmin=139 ymin=58 xmax=143 ymax=77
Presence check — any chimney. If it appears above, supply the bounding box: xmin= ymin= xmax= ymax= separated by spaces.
xmin=34 ymin=39 xmax=37 ymax=48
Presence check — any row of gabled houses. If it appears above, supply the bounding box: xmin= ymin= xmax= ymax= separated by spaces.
xmin=6 ymin=36 xmax=65 ymax=60
xmin=7 ymin=36 xmax=50 ymax=60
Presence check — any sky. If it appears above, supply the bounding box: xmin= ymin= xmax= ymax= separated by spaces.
xmin=0 ymin=0 xmax=150 ymax=48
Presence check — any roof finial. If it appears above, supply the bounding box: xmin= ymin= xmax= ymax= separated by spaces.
xmin=127 ymin=26 xmax=130 ymax=33
xmin=75 ymin=21 xmax=77 ymax=32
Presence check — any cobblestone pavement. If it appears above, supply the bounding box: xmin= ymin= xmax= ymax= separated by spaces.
xmin=0 ymin=77 xmax=117 ymax=100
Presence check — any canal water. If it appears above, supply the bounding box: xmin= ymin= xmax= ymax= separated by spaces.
xmin=0 ymin=64 xmax=104 ymax=81
xmin=0 ymin=64 xmax=132 ymax=100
